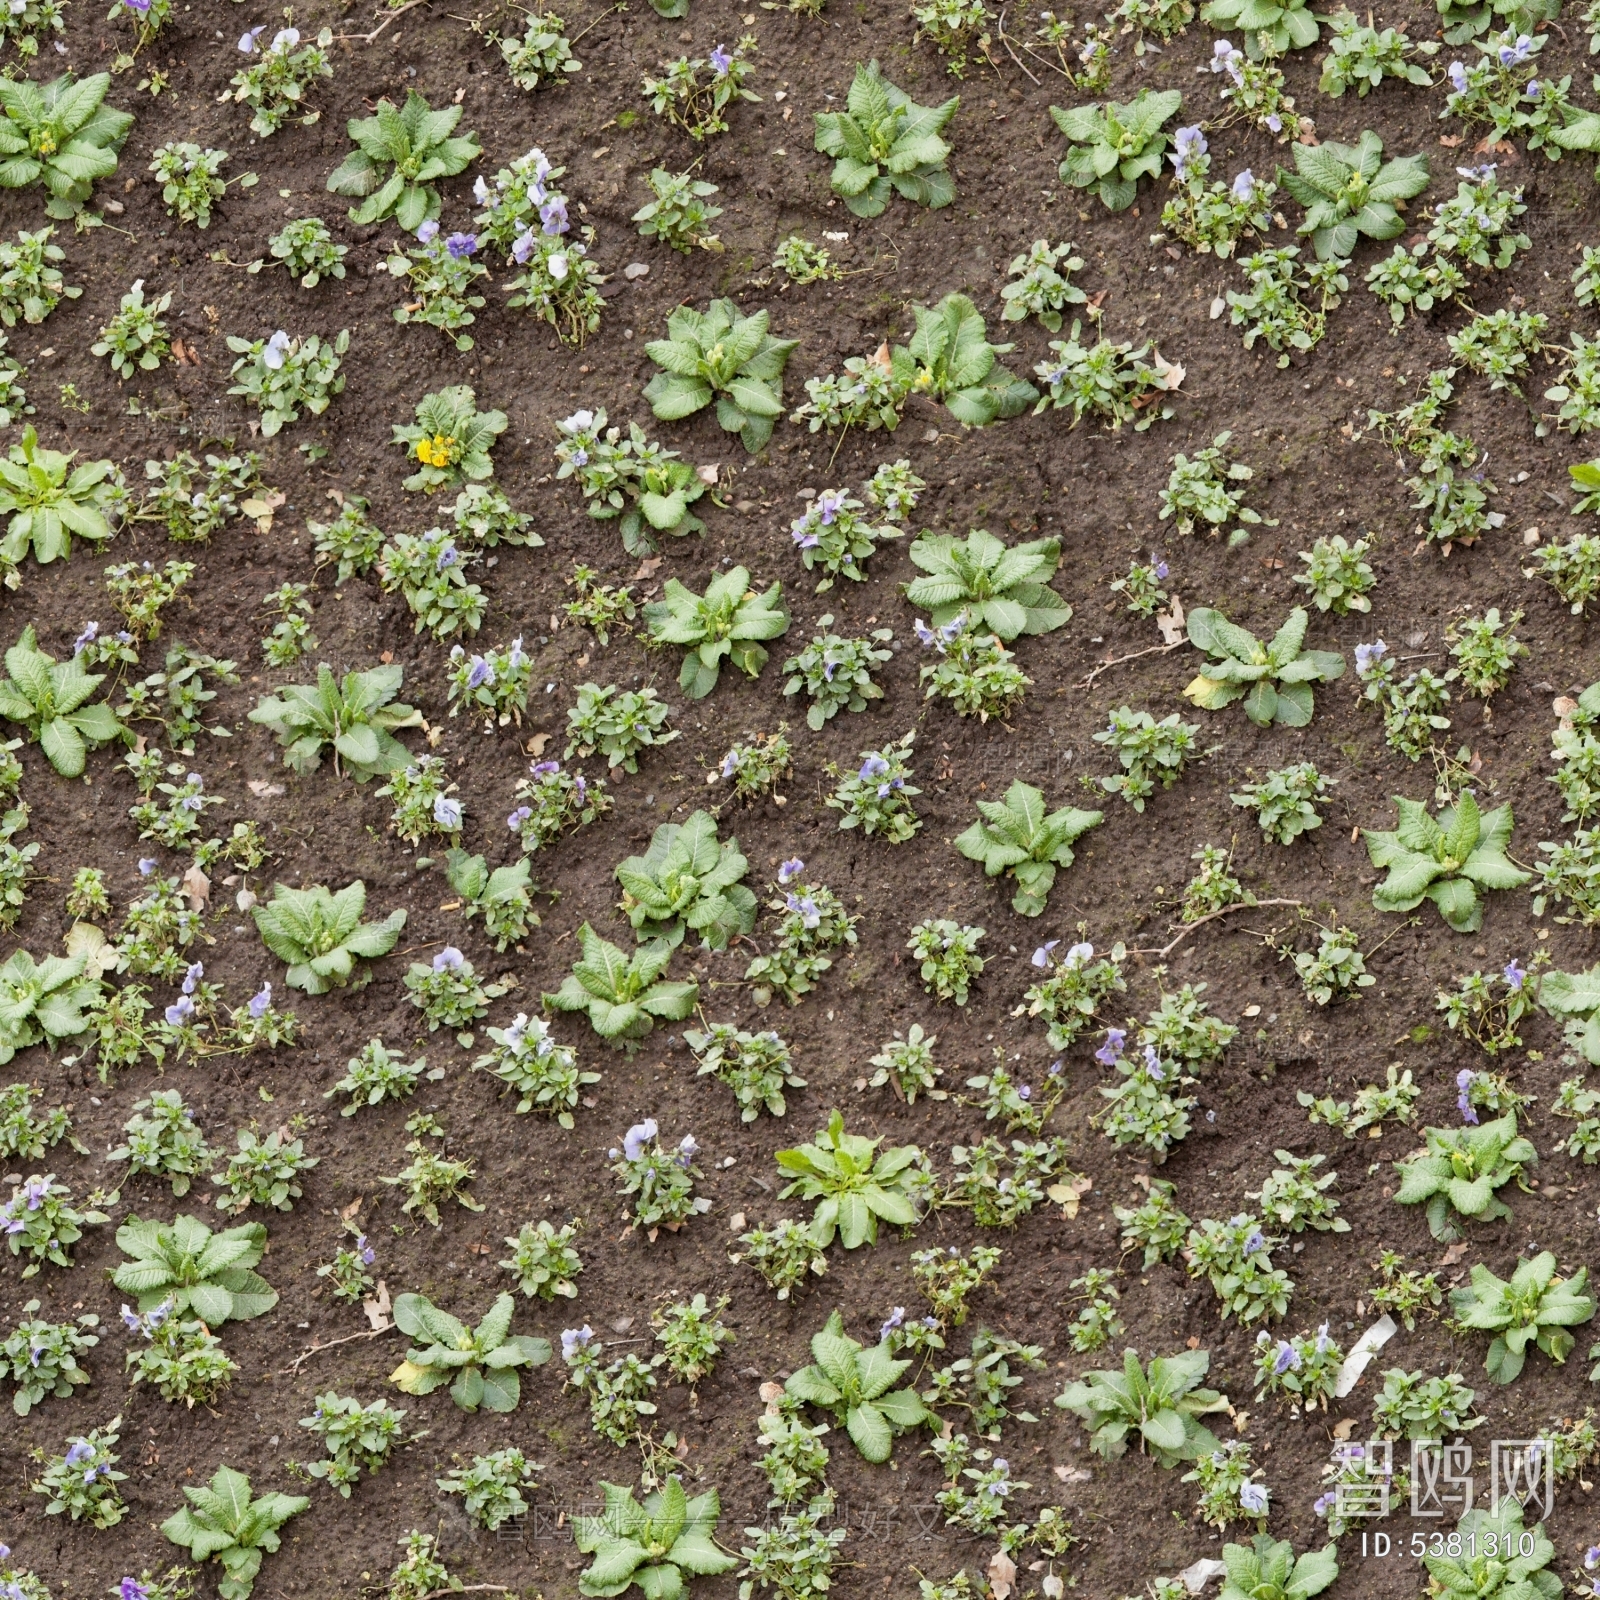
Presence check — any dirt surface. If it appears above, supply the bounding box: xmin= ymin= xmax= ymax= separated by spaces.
xmin=5 ymin=0 xmax=1600 ymax=1596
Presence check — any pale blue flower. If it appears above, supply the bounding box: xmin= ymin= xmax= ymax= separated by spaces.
xmin=432 ymin=946 xmax=465 ymax=972
xmin=416 ymin=219 xmax=440 ymax=244
xmin=238 ymin=24 xmax=266 ymax=51
xmin=248 ymin=983 xmax=271 ymax=1019
xmin=1239 ymin=1481 xmax=1269 ymax=1514
xmin=433 ymin=795 xmax=462 ymax=830
xmin=1032 ymin=940 xmax=1059 ymax=968
xmin=1505 ymin=958 xmax=1526 ymax=990
xmin=1448 ymin=60 xmax=1468 ymax=92
xmin=622 ymin=1120 xmax=657 ymax=1161
xmin=778 ymin=857 xmax=804 ymax=884
xmin=1231 ymin=169 xmax=1255 ymax=202
xmin=261 ymin=330 xmax=291 ymax=371
xmin=1094 ymin=1028 xmax=1126 ymax=1066
xmin=1354 ymin=639 xmax=1387 ymax=674
xmin=708 ymin=42 xmax=733 ymax=74
xmin=164 ymin=995 xmax=195 ymax=1025
xmin=446 ymin=232 xmax=478 ymax=258
xmin=560 ymin=1324 xmax=594 ymax=1358
xmin=181 ymin=961 xmax=203 ymax=994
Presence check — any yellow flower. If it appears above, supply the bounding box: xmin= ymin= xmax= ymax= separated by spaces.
xmin=415 ymin=433 xmax=459 ymax=468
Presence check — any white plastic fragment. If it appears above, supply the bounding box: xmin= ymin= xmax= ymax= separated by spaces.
xmin=1179 ymin=1558 xmax=1226 ymax=1593
xmin=1334 ymin=1313 xmax=1398 ymax=1398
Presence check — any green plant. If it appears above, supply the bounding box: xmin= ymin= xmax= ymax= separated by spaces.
xmin=916 ymin=615 xmax=1031 ymax=722
xmin=644 ymin=568 xmax=788 ymax=699
xmin=1426 ymin=168 xmax=1529 ymax=270
xmin=1000 ymin=239 xmax=1085 ymax=328
xmin=543 ymin=922 xmax=698 ymax=1052
xmin=733 ymin=1219 xmax=829 ymax=1300
xmin=0 ymin=1300 xmax=96 ymax=1415
xmin=160 ymin=1465 xmax=308 ymax=1600
xmin=654 ymin=1293 xmax=735 ymax=1386
xmin=31 ymin=1417 xmax=127 ymax=1527
xmin=112 ymin=1213 xmax=275 ymax=1323
xmin=404 ymin=946 xmax=506 ymax=1034
xmin=1363 ymin=793 xmax=1529 ymax=933
xmin=905 ymin=527 xmax=1069 ymax=640
xmin=1054 ymin=1347 xmax=1227 ymax=1464
xmin=1160 ymin=433 xmax=1272 ymax=540
xmin=265 ymin=215 xmax=346 ymax=287
xmin=565 ymin=683 xmax=678 ymax=773
xmin=376 ymin=529 xmax=486 ymax=641
xmin=785 ymin=1310 xmax=931 ymax=1461
xmin=382 ymin=1118 xmax=482 ymax=1224
xmin=91 ymin=278 xmax=171 ymax=378
xmin=1446 ymin=608 xmax=1526 ymax=698
xmin=393 ymin=384 xmax=506 ymax=493
xmin=297 ymin=1392 xmax=408 ymax=1497
xmin=1276 ymin=130 xmax=1428 ymax=258
xmin=260 ymin=581 xmax=316 ymax=668
xmin=1448 ymin=307 xmax=1548 ymax=396
xmin=211 ymin=1128 xmax=318 ymax=1215
xmin=309 ymin=494 xmax=381 ymax=580
xmin=1293 ymin=534 xmax=1375 ymax=614
xmin=0 ymin=226 xmax=77 ymax=326
xmin=0 ymin=428 xmax=121 ymax=577
xmin=109 ymin=1089 xmax=210 ymax=1196
xmin=1051 ymin=88 xmax=1184 ymax=211
xmin=1094 ymin=707 xmax=1202 ymax=810
xmin=0 ymin=1173 xmax=107 ymax=1274
xmin=1319 ymin=10 xmax=1436 ymax=93
xmin=1031 ymin=321 xmax=1178 ymax=430
xmin=225 ymin=327 xmax=347 ymax=437
xmin=0 ymin=0 xmax=64 ymax=59
xmin=1252 ymin=1326 xmax=1342 ymax=1408
xmin=1226 ymin=246 xmax=1347 ymax=366
xmin=572 ymin=1477 xmax=738 ymax=1597
xmin=0 ymin=71 xmax=133 ymax=218
xmin=1364 ymin=243 xmax=1467 ymax=328
xmin=643 ymin=36 xmax=760 ymax=139
xmin=616 ymin=811 xmax=756 ymax=951
xmin=954 ymin=780 xmax=1102 ymax=916
xmin=869 ymin=1025 xmax=942 ymax=1102
xmin=1249 ymin=1150 xmax=1347 ymax=1232
xmin=776 ymin=1109 xmax=923 ymax=1248
xmin=229 ymin=24 xmax=333 ymax=137
xmin=149 ymin=142 xmax=254 ymax=227
xmin=813 ymin=61 xmax=958 ymax=217
xmin=437 ymin=1447 xmax=536 ymax=1530
xmin=249 ymin=664 xmax=421 ymax=780
xmin=499 ymin=8 xmax=582 ymax=89
xmin=1230 ymin=762 xmax=1332 ymax=845
xmin=1369 ymin=1250 xmax=1444 ymax=1330
xmin=1284 ymin=924 xmax=1373 ymax=1006
xmin=907 ymin=918 xmax=985 ymax=1004
xmin=1373 ymin=1366 xmax=1479 ymax=1437
xmin=826 ymin=733 xmax=922 ymax=842
xmin=632 ymin=166 xmax=723 ymax=252
xmin=0 ymin=624 xmax=124 ymax=776
xmin=743 ymin=868 xmax=859 ymax=1005
xmin=327 ymin=89 xmax=479 ymax=229
xmin=1449 ymin=1251 xmax=1595 ymax=1383
xmin=1420 ymin=1501 xmax=1559 ymax=1600
xmin=1184 ymin=1214 xmax=1293 ymax=1323
xmin=906 ymin=293 xmax=1039 ymax=423
xmin=252 ymin=881 xmax=406 ymax=994
xmin=444 ymin=849 xmax=536 ymax=951
xmin=688 ymin=1023 xmax=805 ymax=1121
xmin=773 ymin=234 xmax=841 ymax=283
xmin=387 ymin=225 xmax=486 ymax=351
xmin=390 ymin=1291 xmax=550 ymax=1413
xmin=500 ymin=1218 xmax=583 ymax=1299
xmin=1183 ymin=606 xmax=1344 ymax=727
xmin=1393 ymin=1113 xmax=1537 ymax=1241
xmin=1217 ymin=1537 xmax=1337 ymax=1600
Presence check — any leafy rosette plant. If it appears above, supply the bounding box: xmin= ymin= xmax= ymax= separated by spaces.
xmin=615 ymin=810 xmax=756 ymax=951
xmin=160 ymin=1465 xmax=309 ymax=1600
xmin=1363 ymin=793 xmax=1529 ymax=933
xmin=111 ymin=1214 xmax=278 ymax=1323
xmin=571 ymin=1476 xmax=737 ymax=1598
xmin=1420 ymin=1501 xmax=1559 ymax=1599
xmin=784 ymin=1309 xmax=932 ymax=1462
xmin=905 ymin=293 xmax=1038 ymax=425
xmin=1448 ymin=1250 xmax=1595 ymax=1384
xmin=642 ymin=299 xmax=797 ymax=453
xmin=775 ymin=1109 xmax=923 ymax=1249
xmin=247 ymin=664 xmax=422 ymax=780
xmin=954 ymin=780 xmax=1103 ymax=916
xmin=1200 ymin=0 xmax=1320 ymax=54
xmin=1393 ymin=1114 xmax=1536 ymax=1242
xmin=1540 ymin=965 xmax=1600 ymax=1062
xmin=1218 ymin=1536 xmax=1338 ymax=1600
xmin=1051 ymin=89 xmax=1184 ymax=212
xmin=643 ymin=567 xmax=789 ymax=699
xmin=1276 ymin=131 xmax=1430 ymax=260
xmin=813 ymin=60 xmax=959 ymax=217
xmin=0 ymin=425 xmax=120 ymax=571
xmin=326 ymin=89 xmax=480 ymax=230
xmin=0 ymin=947 xmax=98 ymax=1065
xmin=1053 ymin=1347 xmax=1228 ymax=1465
xmin=0 ymin=71 xmax=133 ymax=218
xmin=904 ymin=529 xmax=1070 ymax=640
xmin=1183 ymin=606 xmax=1345 ymax=728
xmin=542 ymin=921 xmax=699 ymax=1052
xmin=393 ymin=385 xmax=507 ymax=493
xmin=389 ymin=1291 xmax=551 ymax=1413
xmin=252 ymin=881 xmax=407 ymax=995
xmin=0 ymin=623 xmax=126 ymax=776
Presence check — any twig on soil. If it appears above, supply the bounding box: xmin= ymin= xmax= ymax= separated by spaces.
xmin=334 ymin=0 xmax=428 ymax=44
xmin=996 ymin=10 xmax=1042 ymax=85
xmin=273 ymin=1327 xmax=387 ymax=1377
xmin=422 ymin=1588 xmax=512 ymax=1598
xmin=1074 ymin=639 xmax=1185 ymax=689
xmin=1131 ymin=898 xmax=1302 ymax=961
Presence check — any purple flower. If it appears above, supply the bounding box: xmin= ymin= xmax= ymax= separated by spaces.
xmin=248 ymin=983 xmax=271 ymax=1019
xmin=1457 ymin=1068 xmax=1479 ymax=1123
xmin=721 ymin=748 xmax=741 ymax=778
xmin=1242 ymin=1227 xmax=1266 ymax=1255
xmin=164 ymin=995 xmax=195 ymax=1026
xmin=73 ymin=621 xmax=99 ymax=655
xmin=120 ymin=1580 xmax=152 ymax=1600
xmin=433 ymin=796 xmax=462 ymax=830
xmin=1032 ymin=940 xmax=1059 ymax=968
xmin=1230 ymin=170 xmax=1255 ymax=202
xmin=466 ymin=655 xmax=494 ymax=690
xmin=511 ymin=230 xmax=538 ymax=265
xmin=1504 ymin=958 xmax=1526 ymax=990
xmin=416 ymin=219 xmax=440 ymax=244
xmin=1525 ymin=79 xmax=1542 ymax=99
xmin=1448 ymin=60 xmax=1468 ymax=92
xmin=1587 ymin=1547 xmax=1600 ymax=1571
xmin=435 ymin=541 xmax=459 ymax=571
xmin=64 ymin=1439 xmax=93 ymax=1467
xmin=621 ymin=1119 xmax=658 ymax=1161
xmin=785 ymin=892 xmax=821 ymax=930
xmin=1169 ymin=125 xmax=1207 ymax=178
xmin=182 ymin=961 xmax=203 ymax=994
xmin=508 ymin=805 xmax=531 ymax=831
xmin=270 ymin=26 xmax=300 ymax=50
xmin=678 ymin=1133 xmax=699 ymax=1165
xmin=432 ymin=945 xmax=465 ymax=973
xmin=913 ymin=618 xmax=938 ymax=648
xmin=540 ymin=197 xmax=569 ymax=235
xmin=1155 ymin=560 xmax=1170 ymax=579
xmin=1313 ymin=1491 xmax=1336 ymax=1515
xmin=119 ymin=1305 xmax=143 ymax=1333
xmin=1094 ymin=1028 xmax=1126 ymax=1066
xmin=531 ymin=759 xmax=560 ymax=778
xmin=1354 ymin=639 xmax=1388 ymax=675
xmin=138 ymin=858 xmax=157 ymax=876
xmin=561 ymin=1324 xmax=594 ymax=1359
xmin=446 ymin=232 xmax=478 ymax=259
xmin=238 ymin=24 xmax=267 ymax=51
xmin=1500 ymin=33 xmax=1534 ymax=65
xmin=356 ymin=1233 xmax=375 ymax=1266
xmin=1265 ymin=114 xmax=1283 ymax=133
xmin=859 ymin=754 xmax=890 ymax=782
xmin=121 ymin=0 xmax=151 ymax=11
xmin=1239 ymin=1481 xmax=1269 ymax=1514
xmin=508 ymin=638 xmax=526 ymax=671
xmin=1064 ymin=941 xmax=1094 ymax=968
xmin=1017 ymin=1084 xmax=1032 ymax=1102
xmin=1272 ymin=1340 xmax=1300 ymax=1375
xmin=778 ymin=857 xmax=804 ymax=884
xmin=708 ymin=42 xmax=733 ymax=74
xmin=790 ymin=519 xmax=821 ymax=551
